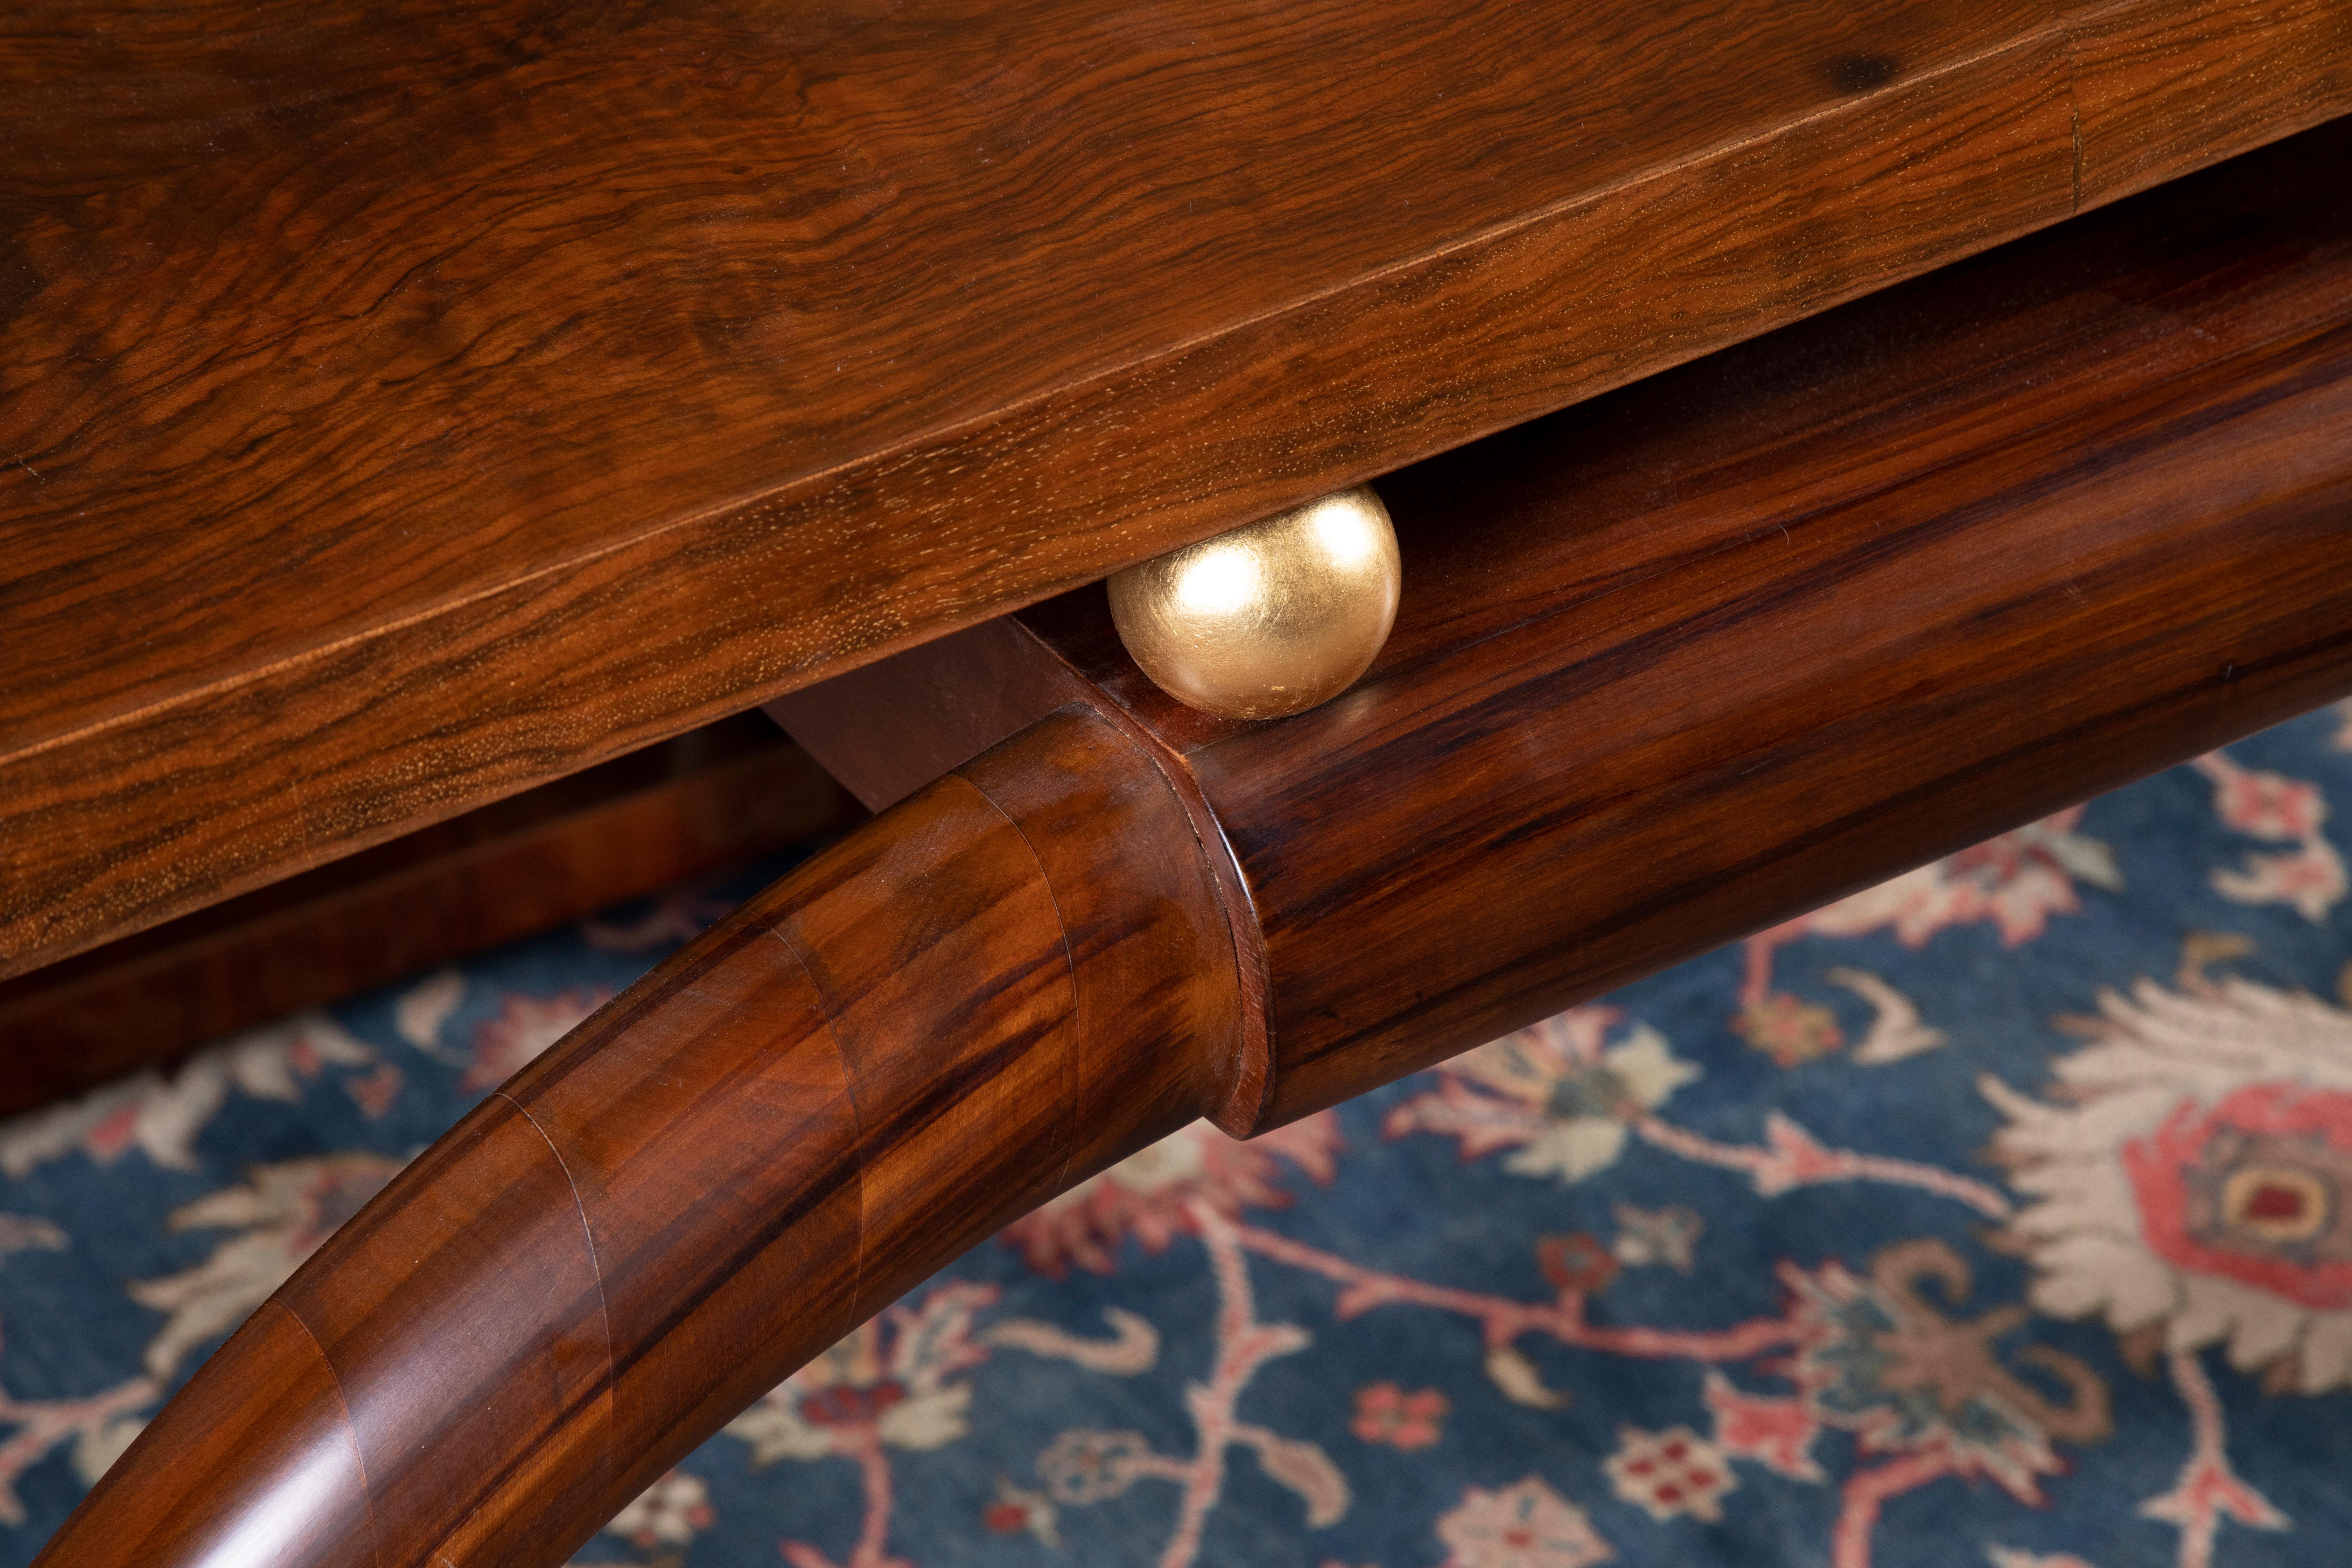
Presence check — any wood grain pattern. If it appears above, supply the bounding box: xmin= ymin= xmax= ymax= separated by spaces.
xmin=8 ymin=0 xmax=2344 ymax=978
xmin=771 ymin=619 xmax=1099 ymax=815
xmin=0 ymin=716 xmax=861 ymax=1116
xmin=783 ymin=116 xmax=2352 ymax=1128
xmin=36 ymin=705 xmax=1249 ymax=1568
xmin=2068 ymin=0 xmax=2352 ymax=206
xmin=36 ymin=116 xmax=2352 ymax=1568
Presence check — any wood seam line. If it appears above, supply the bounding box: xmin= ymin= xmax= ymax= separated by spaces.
xmin=943 ymin=769 xmax=1085 ymax=1200
xmin=489 ymin=1088 xmax=620 ymax=1507
xmin=259 ymin=1297 xmax=384 ymax=1568
xmin=762 ymin=919 xmax=870 ymax=1331
xmin=1 ymin=16 xmax=2074 ymax=771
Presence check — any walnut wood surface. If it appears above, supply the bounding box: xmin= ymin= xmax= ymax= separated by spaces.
xmin=779 ymin=115 xmax=2352 ymax=1128
xmin=0 ymin=716 xmax=861 ymax=1116
xmin=2069 ymin=0 xmax=2352 ymax=204
xmin=37 ymin=705 xmax=1251 ymax=1568
xmin=8 ymin=0 xmax=2346 ymax=980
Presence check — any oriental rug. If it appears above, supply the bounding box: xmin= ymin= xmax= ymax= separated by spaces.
xmin=5 ymin=704 xmax=2352 ymax=1568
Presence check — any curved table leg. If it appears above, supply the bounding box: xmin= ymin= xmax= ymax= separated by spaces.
xmin=37 ymin=706 xmax=1253 ymax=1568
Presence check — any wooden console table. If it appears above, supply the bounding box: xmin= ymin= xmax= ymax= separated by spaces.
xmin=7 ymin=1 xmax=2350 ymax=1563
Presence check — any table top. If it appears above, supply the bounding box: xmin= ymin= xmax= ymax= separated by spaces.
xmin=5 ymin=0 xmax=2346 ymax=976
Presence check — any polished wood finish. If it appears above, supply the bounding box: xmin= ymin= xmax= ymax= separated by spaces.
xmin=40 ymin=706 xmax=1252 ymax=1568
xmin=8 ymin=1 xmax=2346 ymax=980
xmin=2068 ymin=0 xmax=2352 ymax=205
xmin=35 ymin=80 xmax=2352 ymax=1568
xmin=0 ymin=717 xmax=860 ymax=1116
xmin=773 ymin=619 xmax=1103 ymax=816
xmin=781 ymin=114 xmax=2352 ymax=1128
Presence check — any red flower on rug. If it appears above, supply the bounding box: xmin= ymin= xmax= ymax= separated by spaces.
xmin=1986 ymin=978 xmax=2352 ymax=1392
xmin=1351 ymin=1382 xmax=1447 ymax=1449
xmin=999 ymin=1113 xmax=1342 ymax=1276
xmin=1603 ymin=1426 xmax=1735 ymax=1522
xmin=1537 ymin=1233 xmax=1620 ymax=1296
xmin=462 ymin=987 xmax=610 ymax=1091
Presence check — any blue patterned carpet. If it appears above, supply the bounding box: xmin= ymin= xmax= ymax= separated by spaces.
xmin=7 ymin=704 xmax=2352 ymax=1568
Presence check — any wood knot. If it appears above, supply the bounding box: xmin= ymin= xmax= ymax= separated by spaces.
xmin=1827 ymin=54 xmax=1900 ymax=93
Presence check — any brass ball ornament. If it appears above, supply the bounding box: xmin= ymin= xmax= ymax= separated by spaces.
xmin=1107 ymin=484 xmax=1401 ymax=720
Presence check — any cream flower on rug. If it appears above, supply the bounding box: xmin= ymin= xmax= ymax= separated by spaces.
xmin=1386 ymin=1007 xmax=1699 ymax=1182
xmin=726 ymin=1281 xmax=997 ymax=1464
xmin=1983 ymin=978 xmax=2352 ymax=1393
xmin=130 ymin=1152 xmax=405 ymax=1378
xmin=1434 ymin=1475 xmax=1611 ymax=1568
xmin=605 ymin=1469 xmax=713 ymax=1549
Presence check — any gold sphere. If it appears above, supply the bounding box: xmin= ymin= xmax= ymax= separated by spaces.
xmin=1108 ymin=484 xmax=1401 ymax=720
